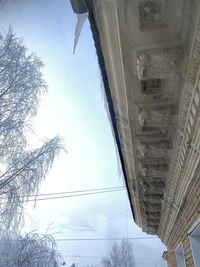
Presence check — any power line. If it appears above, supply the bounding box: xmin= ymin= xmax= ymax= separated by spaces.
xmin=63 ymin=255 xmax=101 ymax=259
xmin=53 ymin=237 xmax=157 ymax=241
xmin=62 ymin=207 xmax=127 ymax=241
xmin=0 ymin=186 xmax=125 ymax=199
xmin=3 ymin=188 xmax=125 ymax=204
xmin=60 ymin=207 xmax=126 ymax=240
xmin=0 ymin=255 xmax=162 ymax=262
xmin=62 ymin=255 xmax=163 ymax=261
xmin=0 ymin=186 xmax=125 ymax=198
xmin=67 ymin=208 xmax=126 ymax=237
xmin=93 ymin=207 xmax=126 ymax=226
xmin=23 ymin=186 xmax=125 ymax=198
xmin=8 ymin=236 xmax=157 ymax=242
xmin=23 ymin=188 xmax=125 ymax=201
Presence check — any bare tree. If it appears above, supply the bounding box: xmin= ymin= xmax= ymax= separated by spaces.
xmin=0 ymin=27 xmax=46 ymax=160
xmin=102 ymin=240 xmax=135 ymax=267
xmin=0 ymin=27 xmax=63 ymax=230
xmin=0 ymin=230 xmax=65 ymax=267
xmin=120 ymin=239 xmax=135 ymax=267
xmin=102 ymin=258 xmax=112 ymax=267
xmin=0 ymin=136 xmax=63 ymax=230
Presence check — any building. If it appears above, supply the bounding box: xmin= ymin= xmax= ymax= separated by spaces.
xmin=70 ymin=1 xmax=200 ymax=267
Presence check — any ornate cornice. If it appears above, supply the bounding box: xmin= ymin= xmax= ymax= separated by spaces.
xmin=72 ymin=0 xmax=200 ymax=239
xmin=159 ymin=56 xmax=200 ymax=243
xmin=158 ymin=13 xmax=200 ymax=242
xmin=187 ymin=17 xmax=200 ymax=84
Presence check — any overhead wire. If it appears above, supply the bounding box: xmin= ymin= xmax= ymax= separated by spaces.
xmin=27 ymin=186 xmax=125 ymax=197
xmin=61 ymin=206 xmax=127 ymax=240
xmin=1 ymin=188 xmax=126 ymax=204
xmin=7 ymin=236 xmax=157 ymax=242
xmin=0 ymin=186 xmax=125 ymax=197
xmin=62 ymin=255 xmax=164 ymax=261
xmin=53 ymin=237 xmax=157 ymax=241
xmin=0 ymin=186 xmax=125 ymax=199
xmin=93 ymin=207 xmax=126 ymax=227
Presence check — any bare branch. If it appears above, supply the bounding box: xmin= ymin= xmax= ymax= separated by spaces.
xmin=0 ymin=27 xmax=64 ymax=230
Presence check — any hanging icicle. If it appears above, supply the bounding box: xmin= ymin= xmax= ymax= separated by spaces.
xmin=73 ymin=12 xmax=88 ymax=54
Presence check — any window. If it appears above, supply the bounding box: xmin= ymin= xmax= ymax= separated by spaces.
xmin=175 ymin=244 xmax=186 ymax=267
xmin=142 ymin=79 xmax=162 ymax=95
xmin=189 ymin=218 xmax=200 ymax=267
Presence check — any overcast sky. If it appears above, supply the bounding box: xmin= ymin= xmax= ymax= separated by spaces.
xmin=0 ymin=1 xmax=167 ymax=267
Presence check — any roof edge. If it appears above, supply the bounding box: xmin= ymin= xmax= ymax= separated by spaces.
xmin=70 ymin=0 xmax=136 ymax=221
xmin=70 ymin=0 xmax=88 ymax=14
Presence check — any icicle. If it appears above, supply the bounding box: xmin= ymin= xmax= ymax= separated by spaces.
xmin=73 ymin=12 xmax=88 ymax=54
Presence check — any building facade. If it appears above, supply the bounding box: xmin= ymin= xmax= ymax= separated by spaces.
xmin=71 ymin=1 xmax=200 ymax=267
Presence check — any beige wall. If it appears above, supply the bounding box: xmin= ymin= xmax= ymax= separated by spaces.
xmin=167 ymin=176 xmax=200 ymax=267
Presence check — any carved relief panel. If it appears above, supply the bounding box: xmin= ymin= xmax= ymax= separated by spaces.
xmin=143 ymin=201 xmax=161 ymax=211
xmin=140 ymin=179 xmax=165 ymax=192
xmin=145 ymin=217 xmax=160 ymax=224
xmin=142 ymin=159 xmax=169 ymax=171
xmin=136 ymin=139 xmax=170 ymax=159
xmin=139 ymin=161 xmax=169 ymax=177
xmin=139 ymin=0 xmax=165 ymax=30
xmin=145 ymin=211 xmax=160 ymax=219
xmin=137 ymin=135 xmax=172 ymax=148
xmin=138 ymin=104 xmax=176 ymax=129
xmin=136 ymin=47 xmax=183 ymax=80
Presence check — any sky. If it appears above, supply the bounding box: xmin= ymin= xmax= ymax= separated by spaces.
xmin=0 ymin=1 xmax=167 ymax=267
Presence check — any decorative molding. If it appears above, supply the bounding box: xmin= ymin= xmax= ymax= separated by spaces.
xmin=159 ymin=66 xmax=200 ymax=243
xmin=134 ymin=83 xmax=176 ymax=236
xmin=145 ymin=211 xmax=161 ymax=219
xmin=177 ymin=89 xmax=193 ymax=132
xmin=91 ymin=0 xmax=200 ymax=239
xmin=136 ymin=47 xmax=183 ymax=80
xmin=140 ymin=178 xmax=165 ymax=186
xmin=187 ymin=18 xmax=200 ymax=84
xmin=139 ymin=160 xmax=168 ymax=177
xmin=136 ymin=135 xmax=172 ymax=148
xmin=141 ymin=79 xmax=162 ymax=95
xmin=143 ymin=202 xmax=161 ymax=211
xmin=140 ymin=179 xmax=165 ymax=191
xmin=136 ymin=139 xmax=169 ymax=159
xmin=138 ymin=104 xmax=176 ymax=128
xmin=139 ymin=0 xmax=165 ymax=30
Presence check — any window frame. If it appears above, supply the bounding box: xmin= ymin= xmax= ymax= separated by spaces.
xmin=188 ymin=216 xmax=200 ymax=267
xmin=175 ymin=243 xmax=186 ymax=267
